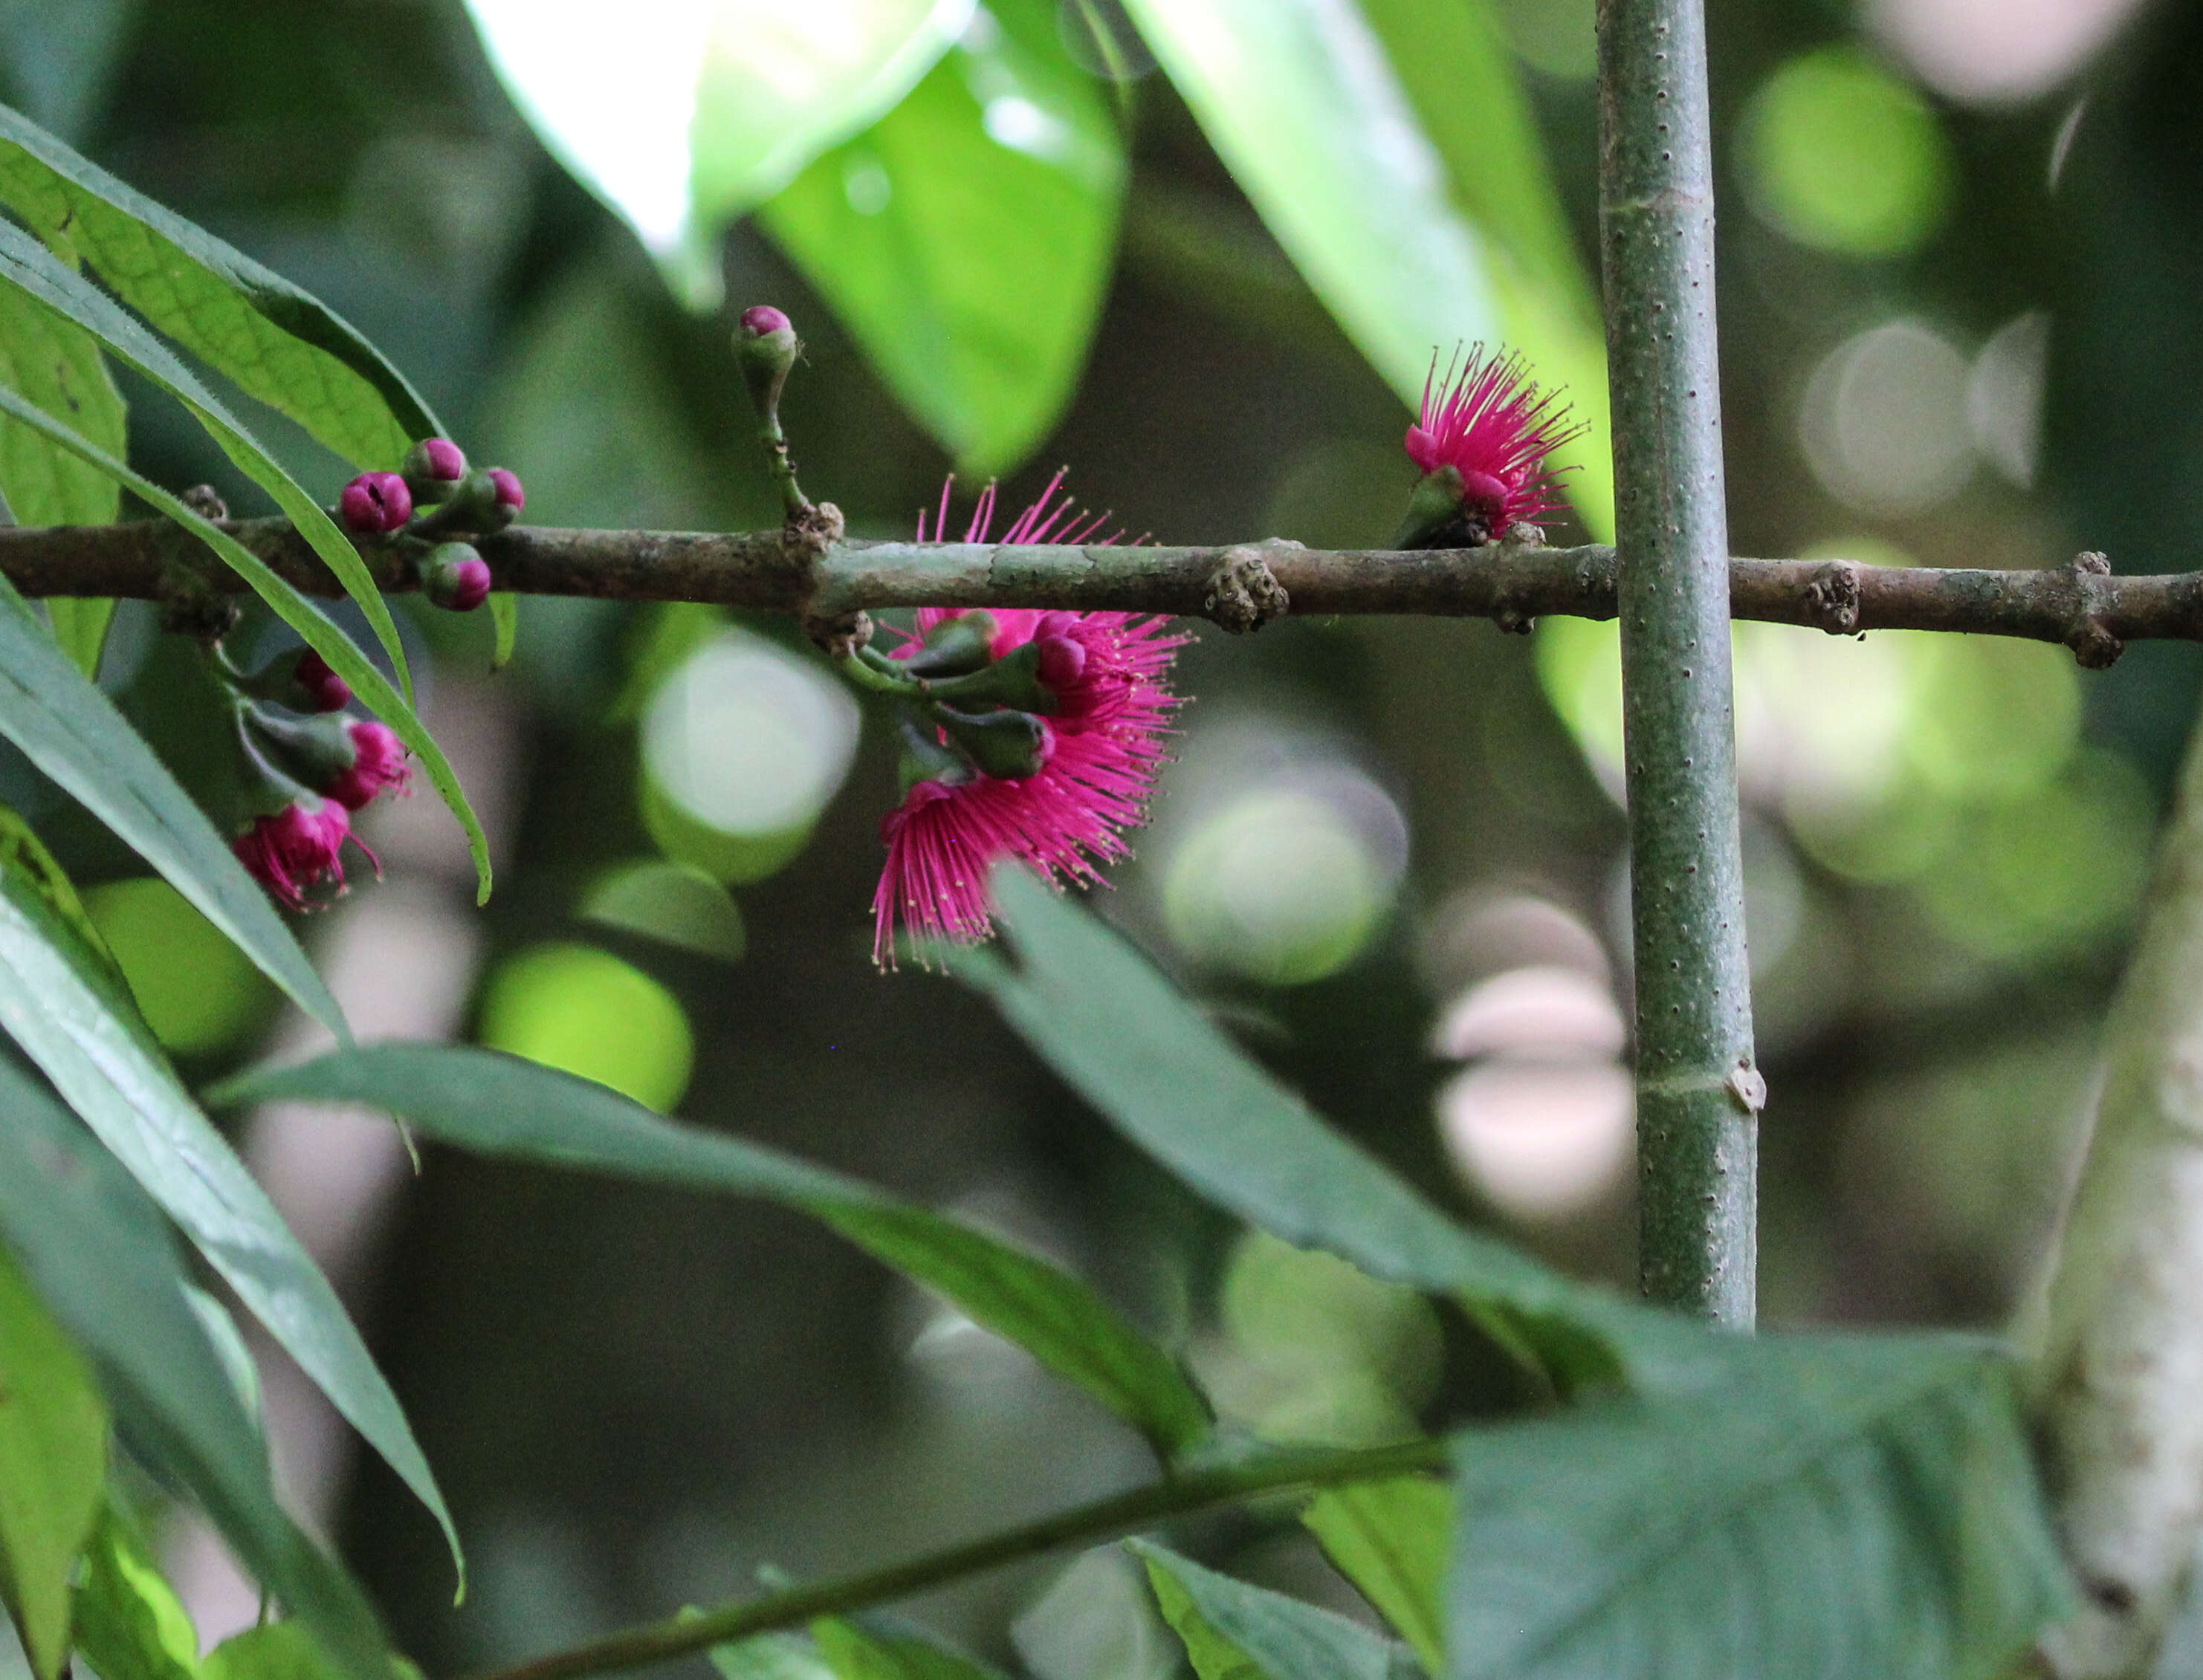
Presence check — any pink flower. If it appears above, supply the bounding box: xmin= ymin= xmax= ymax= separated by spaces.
xmin=486 ymin=468 xmax=525 ymax=516
xmin=293 ymin=649 xmax=351 ymax=713
xmin=338 ymin=471 xmax=412 ymax=535
xmin=1403 ymin=346 xmax=1579 ymax=536
xmin=323 ymin=721 xmax=411 ymax=811
xmin=873 ymin=473 xmax=1185 ymax=966
xmin=740 ymin=305 xmax=792 ymax=337
xmin=233 ymin=798 xmax=370 ymax=911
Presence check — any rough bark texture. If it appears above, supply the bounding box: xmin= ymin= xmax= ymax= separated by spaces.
xmin=1598 ymin=0 xmax=1759 ymax=1322
xmin=0 ymin=520 xmax=2186 ymax=656
xmin=2025 ymin=709 xmax=2203 ymax=1679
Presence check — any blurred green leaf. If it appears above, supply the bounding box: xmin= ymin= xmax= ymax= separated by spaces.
xmin=204 ymin=1620 xmax=354 ymax=1680
xmin=0 ymin=381 xmax=492 ymax=903
xmin=0 ymin=215 xmax=415 ymax=701
xmin=1302 ymin=1479 xmax=1452 ymax=1672
xmin=0 ymin=1056 xmax=387 ymax=1680
xmin=760 ymin=1 xmax=1125 ymax=473
xmin=0 ymin=1242 xmax=106 ymax=1680
xmin=712 ymin=1633 xmax=835 ymax=1680
xmin=207 ymin=1044 xmax=1217 ymax=1460
xmin=489 ymin=591 xmax=518 ymax=671
xmin=0 ymin=808 xmax=461 ymax=1592
xmin=0 ymin=279 xmax=123 ymax=675
xmin=73 ymin=1503 xmax=203 ymax=1680
xmin=813 ymin=1618 xmax=1000 ymax=1680
xmin=954 ymin=867 xmax=1663 ymax=1389
xmin=1446 ymin=1336 xmax=2071 ymax=1680
xmin=1354 ymin=0 xmax=1611 ymax=538
xmin=580 ymin=860 xmax=747 ymax=964
xmin=476 ymin=942 xmax=696 ymax=1113
xmin=0 ymin=100 xmax=440 ymax=468
xmin=1136 ymin=1542 xmax=1416 ymax=1680
xmin=0 ymin=578 xmax=343 ymax=1034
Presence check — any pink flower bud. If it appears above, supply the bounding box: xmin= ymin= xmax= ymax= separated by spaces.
xmin=294 ymin=649 xmax=351 ymax=713
xmin=234 ymin=798 xmax=358 ymax=911
xmin=740 ymin=305 xmax=792 ymax=337
xmin=487 ymin=468 xmax=525 ymax=515
xmin=325 ymin=719 xmax=411 ymax=811
xmin=338 ymin=471 xmax=412 ymax=535
xmin=424 ymin=541 xmax=493 ymax=612
xmin=402 ymin=437 xmax=468 ymax=504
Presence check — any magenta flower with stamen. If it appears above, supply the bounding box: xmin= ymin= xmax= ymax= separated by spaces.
xmin=1402 ymin=346 xmax=1580 ymax=540
xmin=874 ymin=473 xmax=1185 ymax=966
xmin=323 ymin=720 xmax=412 ymax=811
xmin=234 ymin=797 xmax=374 ymax=911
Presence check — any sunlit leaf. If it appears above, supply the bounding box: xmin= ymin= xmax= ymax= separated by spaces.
xmin=73 ymin=1503 xmax=203 ymax=1680
xmin=760 ymin=1 xmax=1125 ymax=473
xmin=488 ymin=591 xmax=518 ymax=671
xmin=813 ymin=1618 xmax=1000 ymax=1680
xmin=1303 ymin=1478 xmax=1452 ymax=1672
xmin=0 ymin=381 xmax=491 ymax=903
xmin=0 ymin=1243 xmax=106 ymax=1680
xmin=0 ymin=214 xmax=414 ymax=699
xmin=1445 ymin=1336 xmax=2071 ymax=1680
xmin=0 ymin=100 xmax=440 ymax=469
xmin=207 ymin=1043 xmax=1214 ymax=1460
xmin=1136 ymin=1542 xmax=1417 ymax=1680
xmin=0 ymin=278 xmax=123 ymax=674
xmin=0 ymin=1056 xmax=387 ymax=1680
xmin=0 ymin=588 xmax=343 ymax=1032
xmin=0 ymin=808 xmax=461 ymax=1591
xmin=954 ymin=866 xmax=1679 ymax=1389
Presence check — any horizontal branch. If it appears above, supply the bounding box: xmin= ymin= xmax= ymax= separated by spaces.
xmin=462 ymin=1436 xmax=1447 ymax=1680
xmin=2 ymin=518 xmax=2187 ymax=661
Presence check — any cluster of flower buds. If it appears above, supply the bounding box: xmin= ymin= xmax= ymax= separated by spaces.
xmin=335 ymin=437 xmax=525 ymax=614
xmin=217 ymin=643 xmax=413 ymax=910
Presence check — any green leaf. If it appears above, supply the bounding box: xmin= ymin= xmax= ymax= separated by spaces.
xmin=0 ymin=213 xmax=415 ymax=700
xmin=0 ymin=809 xmax=462 ymax=1591
xmin=954 ymin=867 xmax=1658 ymax=1388
xmin=1136 ymin=1542 xmax=1418 ymax=1680
xmin=712 ymin=1632 xmax=835 ymax=1680
xmin=1353 ymin=0 xmax=1612 ymax=539
xmin=1114 ymin=1 xmax=1495 ymax=427
xmin=1445 ymin=1336 xmax=2074 ymax=1680
xmin=0 ymin=101 xmax=440 ymax=470
xmin=488 ymin=591 xmax=517 ymax=671
xmin=0 ymin=592 xmax=344 ymax=1031
xmin=0 ymin=1055 xmax=387 ymax=1680
xmin=1302 ymin=1479 xmax=1451 ymax=1673
xmin=204 ymin=1620 xmax=355 ymax=1680
xmin=0 ymin=1242 xmax=107 ymax=1680
xmin=0 ymin=380 xmax=492 ymax=903
xmin=813 ymin=1618 xmax=1000 ymax=1680
xmin=206 ymin=1043 xmax=1214 ymax=1460
xmin=760 ymin=1 xmax=1125 ymax=474
xmin=73 ymin=1503 xmax=203 ymax=1680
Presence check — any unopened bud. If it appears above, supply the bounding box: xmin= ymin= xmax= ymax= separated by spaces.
xmin=424 ymin=542 xmax=493 ymax=612
xmin=934 ymin=705 xmax=1052 ymax=780
xmin=338 ymin=471 xmax=412 ymax=535
xmin=401 ymin=437 xmax=469 ymax=503
xmin=735 ymin=303 xmax=801 ymax=424
xmin=293 ymin=649 xmax=351 ymax=713
xmin=901 ymin=610 xmax=999 ymax=678
xmin=487 ymin=467 xmax=525 ymax=519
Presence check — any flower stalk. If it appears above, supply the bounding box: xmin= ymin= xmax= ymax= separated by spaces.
xmin=1599 ymin=0 xmax=1760 ymax=1322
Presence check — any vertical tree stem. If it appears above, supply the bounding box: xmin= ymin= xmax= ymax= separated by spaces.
xmin=1597 ymin=0 xmax=1759 ymax=1322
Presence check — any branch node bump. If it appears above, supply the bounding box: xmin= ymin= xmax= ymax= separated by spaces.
xmin=1503 ymin=521 xmax=1547 ymax=548
xmin=2074 ymin=550 xmax=2112 ymax=576
xmin=1805 ymin=560 xmax=1862 ymax=635
xmin=1494 ymin=603 xmax=1536 ymax=635
xmin=1203 ymin=542 xmax=1294 ymax=634
xmin=158 ymin=486 xmax=242 ymax=641
xmin=803 ymin=608 xmax=872 ymax=660
xmin=2064 ymin=551 xmax=2124 ymax=669
xmin=784 ymin=500 xmax=845 ymax=565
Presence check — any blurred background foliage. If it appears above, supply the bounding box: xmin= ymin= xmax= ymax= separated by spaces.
xmin=1 ymin=0 xmax=2195 ymax=1673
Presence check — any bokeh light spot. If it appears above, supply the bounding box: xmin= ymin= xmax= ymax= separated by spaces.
xmin=478 ymin=942 xmax=695 ymax=1112
xmin=1799 ymin=320 xmax=1974 ymax=515
xmin=85 ymin=878 xmax=273 ymax=1056
xmin=1741 ymin=48 xmax=1955 ymax=258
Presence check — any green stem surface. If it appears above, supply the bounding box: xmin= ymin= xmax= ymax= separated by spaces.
xmin=1598 ymin=0 xmax=1759 ymax=1323
xmin=461 ymin=1437 xmax=1446 ymax=1680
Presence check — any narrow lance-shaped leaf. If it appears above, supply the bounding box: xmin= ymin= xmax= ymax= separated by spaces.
xmin=0 ymin=1055 xmax=388 ymax=1680
xmin=1301 ymin=1478 xmax=1452 ymax=1674
xmin=1135 ymin=1542 xmax=1419 ymax=1680
xmin=812 ymin=1617 xmax=1001 ymax=1680
xmin=72 ymin=1502 xmax=204 ymax=1680
xmin=206 ymin=1043 xmax=1215 ymax=1461
xmin=0 ymin=380 xmax=492 ymax=902
xmin=953 ymin=866 xmax=1690 ymax=1389
xmin=0 ymin=100 xmax=441 ymax=470
xmin=0 ymin=807 xmax=463 ymax=1588
xmin=0 ymin=213 xmax=415 ymax=700
xmin=0 ymin=557 xmax=343 ymax=1031
xmin=0 ymin=279 xmax=125 ymax=672
xmin=488 ymin=591 xmax=517 ymax=671
xmin=1444 ymin=1335 xmax=2074 ymax=1680
xmin=0 ymin=1242 xmax=108 ymax=1680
